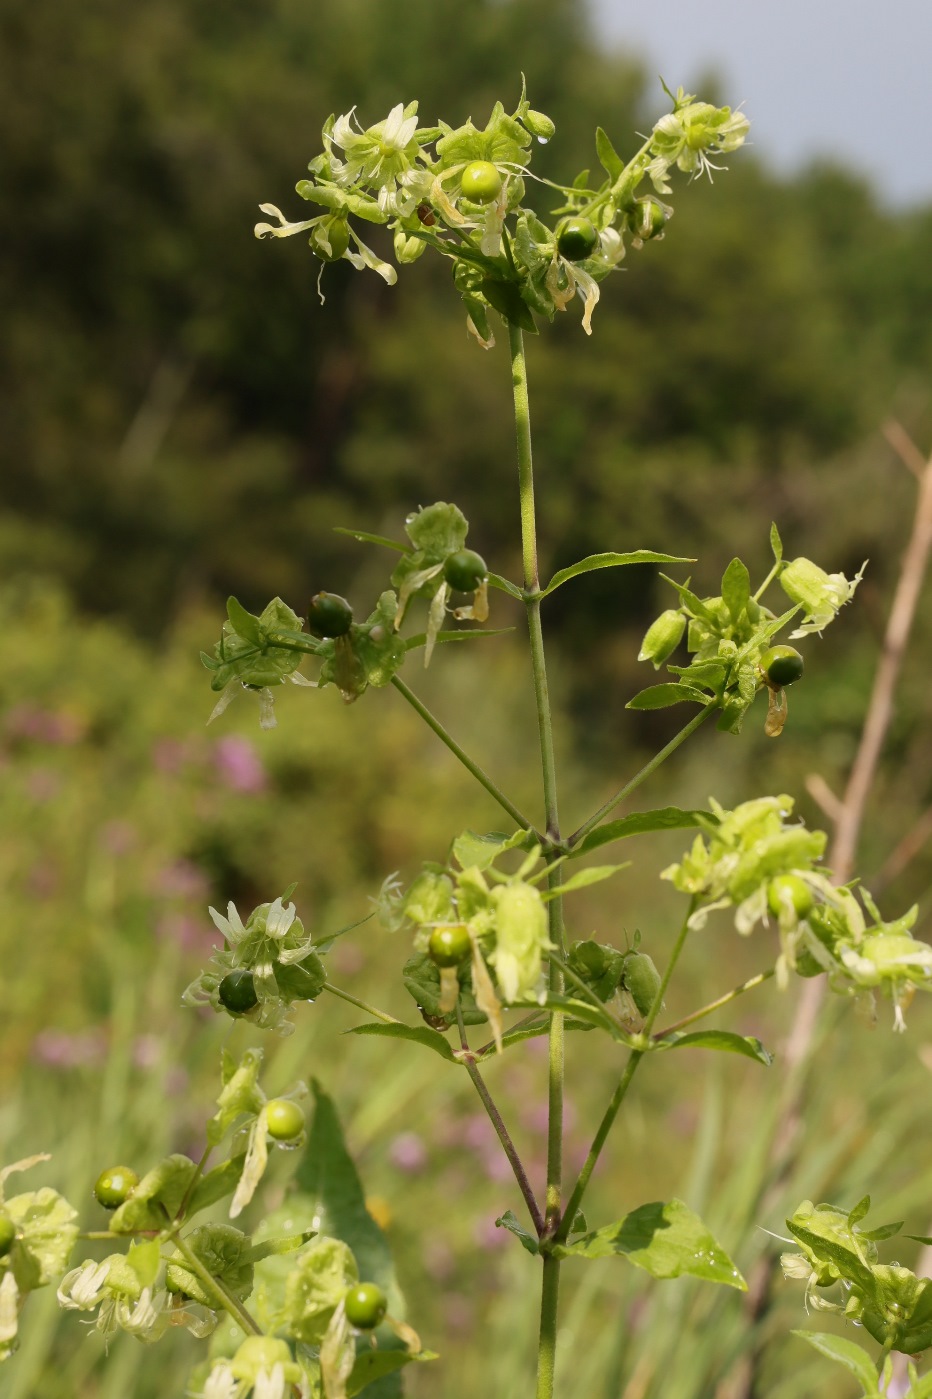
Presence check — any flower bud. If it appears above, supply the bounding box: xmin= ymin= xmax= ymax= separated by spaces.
xmin=780 ymin=557 xmax=865 ymax=636
xmin=638 ymin=609 xmax=686 ymax=668
xmin=523 ymin=108 xmax=556 ymax=142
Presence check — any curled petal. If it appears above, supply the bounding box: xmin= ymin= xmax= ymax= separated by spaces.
xmin=254 ymin=204 xmax=319 ymax=241
xmin=229 ymin=1118 xmax=269 ymax=1219
xmin=345 ymin=231 xmax=397 ymax=285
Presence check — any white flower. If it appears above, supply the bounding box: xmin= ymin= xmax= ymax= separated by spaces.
xmin=58 ymin=1259 xmax=111 ymax=1310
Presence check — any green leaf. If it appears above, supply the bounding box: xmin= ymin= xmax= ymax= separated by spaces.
xmin=296 ymin=1083 xmax=397 ymax=1297
xmin=110 ymin=1154 xmax=198 ymax=1233
xmin=487 ymin=571 xmax=524 ymax=600
xmin=785 ymin=1221 xmax=880 ymax=1301
xmin=541 ymin=551 xmax=693 ymax=598
xmin=186 ymin=1154 xmax=247 ymax=1216
xmin=654 ymin=1030 xmax=773 ymax=1066
xmin=859 ymin=1219 xmax=904 ymax=1242
xmin=474 ymin=1017 xmax=594 ymax=1061
xmin=595 ymin=126 xmax=624 ymax=179
xmin=906 ymin=1367 xmax=932 ymax=1398
xmin=348 ymin=1349 xmax=436 ymax=1397
xmin=541 ymin=864 xmax=628 ymax=900
xmin=226 ymin=596 xmax=265 ymax=645
xmin=555 ymin=1198 xmax=746 ymax=1289
xmin=574 ymin=808 xmax=714 ymax=857
xmin=790 ymin=1331 xmax=882 ymax=1395
xmin=481 ymin=279 xmax=537 ymax=333
xmin=721 ymin=558 xmax=751 ymax=622
xmin=626 ymin=684 xmax=714 ymax=710
xmin=452 ymin=829 xmax=530 ymax=871
xmin=404 ymin=627 xmax=513 ymax=651
xmin=496 ymin=1210 xmax=540 ymax=1255
xmin=345 ymin=1022 xmax=457 ymax=1063
xmin=770 ymin=521 xmax=784 ymax=564
xmin=538 ymin=994 xmax=634 ymax=1042
xmin=333 ymin=527 xmax=407 ymax=553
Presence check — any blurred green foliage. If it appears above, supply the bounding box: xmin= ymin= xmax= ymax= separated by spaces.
xmin=3 ymin=0 xmax=932 ymax=1394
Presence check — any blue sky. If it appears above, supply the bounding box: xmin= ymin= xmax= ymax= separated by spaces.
xmin=588 ymin=0 xmax=932 ymax=205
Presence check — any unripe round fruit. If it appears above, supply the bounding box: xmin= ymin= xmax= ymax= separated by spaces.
xmin=310 ymin=219 xmax=350 ymax=263
xmin=233 ymin=1335 xmax=293 ymax=1372
xmin=218 ymin=970 xmax=259 ymax=1016
xmin=308 ymin=592 xmax=354 ymax=638
xmin=94 ymin=1165 xmax=139 ymax=1210
xmin=0 ymin=1214 xmax=16 ymax=1257
xmin=768 ymin=875 xmax=814 ymax=921
xmin=428 ymin=924 xmax=472 ymax=968
xmin=344 ymin=1281 xmax=388 ymax=1330
xmin=460 ymin=161 xmax=502 ymax=204
xmin=556 ymin=217 xmax=598 ymax=262
xmin=760 ymin=645 xmax=804 ymax=688
xmin=265 ymin=1099 xmax=305 ymax=1142
xmin=443 ymin=549 xmax=487 ymax=592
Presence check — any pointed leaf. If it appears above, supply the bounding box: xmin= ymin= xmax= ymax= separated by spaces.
xmin=348 ymin=1350 xmax=436 ymax=1397
xmin=541 ymin=864 xmax=628 ymax=900
xmin=473 ymin=1017 xmax=594 ymax=1061
xmin=555 ymin=1198 xmax=746 ymax=1289
xmin=770 ymin=522 xmax=784 ymax=564
xmin=226 ymin=596 xmax=264 ymax=645
xmin=785 ymin=1221 xmax=880 ymax=1301
xmin=848 ymin=1195 xmax=871 ymax=1228
xmin=654 ymin=1030 xmax=772 ymax=1066
xmin=859 ymin=1219 xmax=904 ymax=1242
xmin=346 ymin=1022 xmax=457 ymax=1063
xmin=541 ymin=551 xmax=693 ymax=598
xmin=626 ymin=684 xmax=714 ymax=710
xmin=333 ymin=527 xmax=408 ymax=553
xmin=595 ymin=126 xmax=624 ymax=179
xmin=452 ymin=829 xmax=531 ymax=871
xmin=721 ymin=558 xmax=751 ymax=622
xmin=496 ymin=1210 xmax=540 ymax=1255
xmin=538 ymin=994 xmax=634 ymax=1041
xmin=487 ymin=571 xmax=524 ymax=600
xmin=296 ymin=1083 xmax=397 ymax=1294
xmin=186 ymin=1154 xmax=248 ymax=1216
xmin=790 ymin=1331 xmax=882 ymax=1395
xmin=574 ymin=808 xmax=714 ymax=857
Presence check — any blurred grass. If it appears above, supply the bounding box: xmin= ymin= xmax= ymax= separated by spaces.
xmin=2 ymin=562 xmax=932 ymax=1396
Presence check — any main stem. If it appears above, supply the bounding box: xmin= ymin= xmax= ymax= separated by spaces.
xmin=509 ymin=323 xmax=564 ymax=1399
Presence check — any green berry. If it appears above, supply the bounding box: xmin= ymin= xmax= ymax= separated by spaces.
xmin=760 ymin=645 xmax=804 ymax=688
xmin=768 ymin=875 xmax=814 ymax=920
xmin=265 ymin=1099 xmax=305 ymax=1142
xmin=556 ymin=217 xmax=598 ymax=262
xmin=460 ymin=161 xmax=502 ymax=204
xmin=344 ymin=1281 xmax=388 ymax=1330
xmin=0 ymin=1214 xmax=16 ymax=1257
xmin=443 ymin=549 xmax=487 ymax=593
xmin=308 ymin=592 xmax=354 ymax=638
xmin=94 ymin=1165 xmax=139 ymax=1210
xmin=310 ymin=218 xmax=350 ymax=263
xmin=218 ymin=970 xmax=259 ymax=1016
xmin=428 ymin=924 xmax=472 ymax=968
xmin=629 ymin=199 xmax=666 ymax=240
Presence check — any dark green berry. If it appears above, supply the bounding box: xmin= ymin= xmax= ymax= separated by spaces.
xmin=556 ymin=217 xmax=599 ymax=262
xmin=760 ymin=645 xmax=804 ymax=688
xmin=218 ymin=970 xmax=259 ymax=1016
xmin=460 ymin=161 xmax=502 ymax=204
xmin=94 ymin=1165 xmax=139 ymax=1210
xmin=308 ymin=592 xmax=353 ymax=638
xmin=428 ymin=924 xmax=472 ymax=968
xmin=0 ymin=1214 xmax=16 ymax=1257
xmin=344 ymin=1281 xmax=388 ymax=1330
xmin=443 ymin=549 xmax=487 ymax=592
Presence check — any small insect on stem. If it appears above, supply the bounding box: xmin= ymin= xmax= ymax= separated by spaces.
xmin=416 ymin=203 xmax=436 ymax=226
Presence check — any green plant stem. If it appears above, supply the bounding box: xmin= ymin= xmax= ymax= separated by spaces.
xmin=391 ymin=675 xmax=535 ymax=833
xmin=175 ymin=1142 xmax=213 ymax=1221
xmin=321 ymin=981 xmax=399 ymax=1024
xmin=509 ymin=321 xmax=565 ymax=1399
xmin=568 ymin=703 xmax=716 ymax=849
xmin=652 ymin=968 xmax=774 ymax=1039
xmin=170 ymin=1229 xmax=261 ymax=1337
xmin=456 ymin=1004 xmax=545 ymax=1236
xmin=556 ymin=901 xmax=695 ymax=1242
